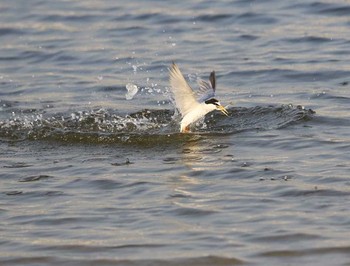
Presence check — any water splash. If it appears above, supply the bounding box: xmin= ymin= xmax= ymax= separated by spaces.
xmin=125 ymin=83 xmax=139 ymax=100
xmin=0 ymin=105 xmax=314 ymax=144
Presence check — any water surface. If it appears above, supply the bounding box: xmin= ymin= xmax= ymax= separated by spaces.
xmin=1 ymin=0 xmax=350 ymax=265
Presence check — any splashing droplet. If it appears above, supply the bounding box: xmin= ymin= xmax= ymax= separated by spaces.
xmin=125 ymin=83 xmax=138 ymax=100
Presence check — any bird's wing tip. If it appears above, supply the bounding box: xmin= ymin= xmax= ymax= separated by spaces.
xmin=169 ymin=61 xmax=177 ymax=72
xmin=209 ymin=70 xmax=216 ymax=90
xmin=169 ymin=62 xmax=182 ymax=78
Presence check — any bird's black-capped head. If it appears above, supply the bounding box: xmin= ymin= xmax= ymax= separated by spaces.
xmin=205 ymin=98 xmax=220 ymax=106
xmin=204 ymin=98 xmax=229 ymax=116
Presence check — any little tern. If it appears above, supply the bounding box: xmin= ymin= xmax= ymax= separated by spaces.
xmin=169 ymin=63 xmax=229 ymax=133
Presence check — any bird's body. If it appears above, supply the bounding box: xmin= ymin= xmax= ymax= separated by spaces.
xmin=169 ymin=63 xmax=228 ymax=133
xmin=180 ymin=102 xmax=216 ymax=132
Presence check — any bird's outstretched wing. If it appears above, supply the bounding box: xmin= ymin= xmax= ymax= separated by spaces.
xmin=169 ymin=63 xmax=199 ymax=117
xmin=197 ymin=71 xmax=216 ymax=102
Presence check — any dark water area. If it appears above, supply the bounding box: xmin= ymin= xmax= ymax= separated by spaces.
xmin=1 ymin=0 xmax=350 ymax=265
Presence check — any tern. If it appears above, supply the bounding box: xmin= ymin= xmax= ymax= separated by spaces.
xmin=169 ymin=63 xmax=229 ymax=133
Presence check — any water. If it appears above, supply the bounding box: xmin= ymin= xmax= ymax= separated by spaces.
xmin=1 ymin=0 xmax=350 ymax=265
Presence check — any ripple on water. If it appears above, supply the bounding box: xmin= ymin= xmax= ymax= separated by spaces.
xmin=0 ymin=256 xmax=245 ymax=266
xmin=3 ymin=162 xmax=33 ymax=168
xmin=276 ymin=188 xmax=350 ymax=198
xmin=0 ymin=0 xmax=349 ymax=265
xmin=18 ymin=175 xmax=53 ymax=182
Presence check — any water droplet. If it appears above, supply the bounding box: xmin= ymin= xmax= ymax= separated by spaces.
xmin=125 ymin=83 xmax=138 ymax=100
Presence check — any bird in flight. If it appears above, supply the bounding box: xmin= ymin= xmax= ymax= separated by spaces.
xmin=169 ymin=62 xmax=228 ymax=133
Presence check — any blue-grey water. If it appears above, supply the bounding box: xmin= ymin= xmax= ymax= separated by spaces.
xmin=1 ymin=0 xmax=350 ymax=265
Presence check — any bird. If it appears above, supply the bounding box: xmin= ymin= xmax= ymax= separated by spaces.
xmin=169 ymin=62 xmax=229 ymax=133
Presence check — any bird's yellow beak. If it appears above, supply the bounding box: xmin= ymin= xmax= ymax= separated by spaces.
xmin=218 ymin=105 xmax=229 ymax=116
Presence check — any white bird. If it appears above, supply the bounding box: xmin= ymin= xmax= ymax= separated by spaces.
xmin=169 ymin=62 xmax=229 ymax=133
